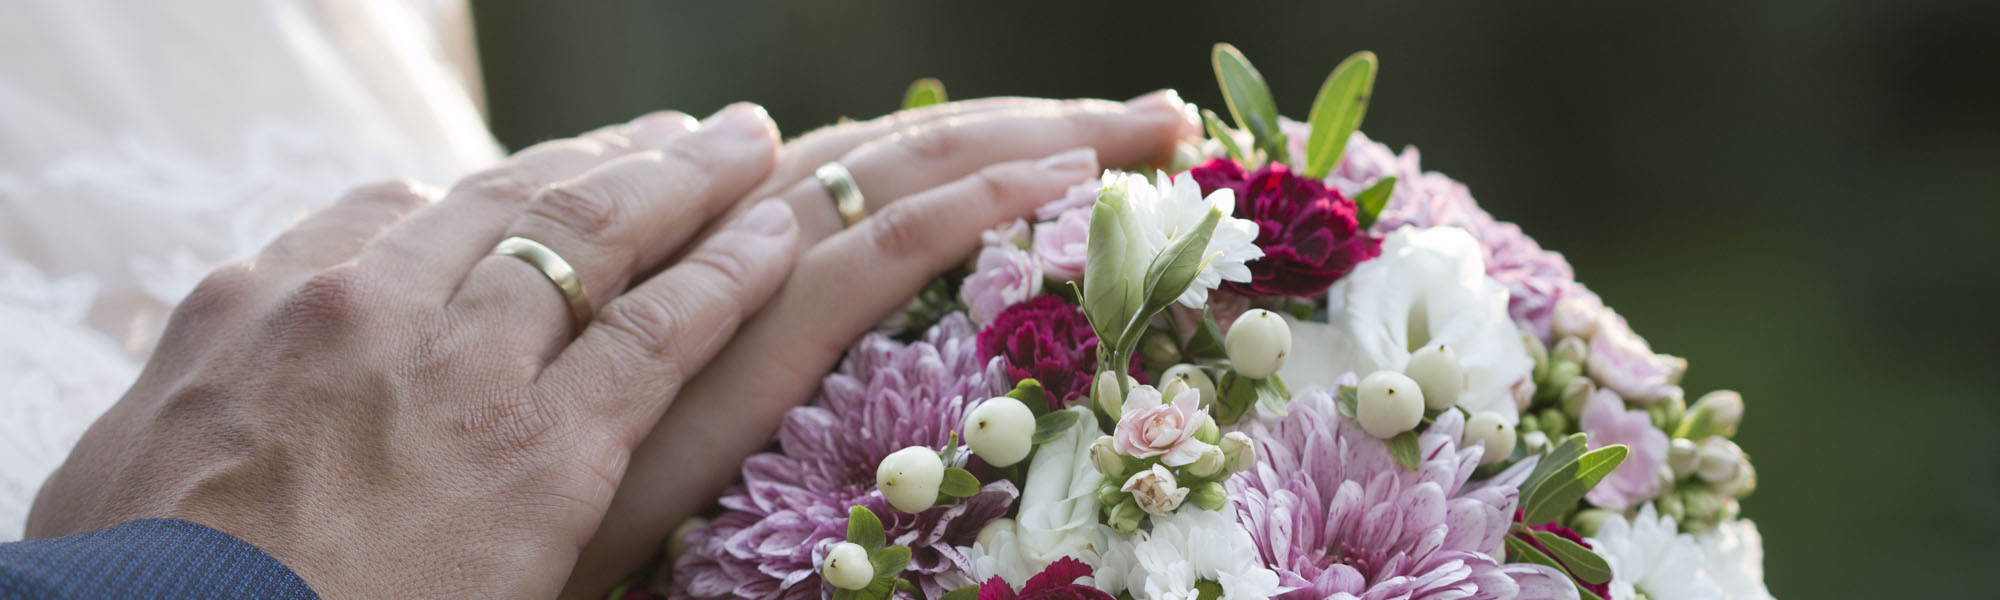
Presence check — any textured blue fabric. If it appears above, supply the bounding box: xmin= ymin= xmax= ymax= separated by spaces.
xmin=0 ymin=518 xmax=318 ymax=598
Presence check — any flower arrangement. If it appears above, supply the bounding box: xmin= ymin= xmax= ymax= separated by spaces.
xmin=658 ymin=45 xmax=1773 ymax=600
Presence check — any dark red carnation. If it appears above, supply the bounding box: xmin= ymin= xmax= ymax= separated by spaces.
xmin=1188 ymin=158 xmax=1382 ymax=297
xmin=977 ymin=557 xmax=1115 ymax=600
xmin=975 ymin=295 xmax=1142 ymax=409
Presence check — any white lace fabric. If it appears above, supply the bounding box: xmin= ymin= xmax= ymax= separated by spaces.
xmin=0 ymin=0 xmax=502 ymax=539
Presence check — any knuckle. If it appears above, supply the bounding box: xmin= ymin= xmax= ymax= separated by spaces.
xmin=595 ymin=294 xmax=694 ymax=361
xmin=462 ymin=395 xmax=569 ymax=458
xmin=175 ymin=262 xmax=257 ymax=320
xmin=264 ymin=264 xmax=374 ymax=346
xmin=657 ymin=140 xmax=717 ymax=181
xmin=968 ymin=167 xmax=1018 ymax=202
xmin=866 ymin=201 xmax=933 ymax=256
xmin=1062 ymin=108 xmax=1110 ymax=140
xmin=450 ymin=168 xmax=543 ymax=204
xmin=340 ymin=178 xmax=431 ymax=211
xmin=526 ymin=183 xmax=623 ymax=244
xmin=682 ymin=245 xmax=755 ymax=292
xmin=897 ymin=125 xmax=961 ymax=163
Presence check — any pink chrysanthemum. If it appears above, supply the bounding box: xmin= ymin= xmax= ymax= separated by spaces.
xmin=672 ymin=313 xmax=1019 ymax=599
xmin=1229 ymin=389 xmax=1579 ymax=599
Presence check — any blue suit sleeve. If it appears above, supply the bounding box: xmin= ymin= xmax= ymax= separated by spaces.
xmin=0 ymin=518 xmax=318 ymax=599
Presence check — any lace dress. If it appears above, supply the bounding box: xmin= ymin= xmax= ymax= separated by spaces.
xmin=0 ymin=0 xmax=503 ymax=539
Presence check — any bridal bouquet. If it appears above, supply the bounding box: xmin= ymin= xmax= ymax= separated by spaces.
xmin=658 ymin=45 xmax=1773 ymax=600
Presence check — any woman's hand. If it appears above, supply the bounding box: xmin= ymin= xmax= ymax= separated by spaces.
xmin=563 ymin=90 xmax=1196 ymax=596
xmin=25 ymin=104 xmax=802 ymax=598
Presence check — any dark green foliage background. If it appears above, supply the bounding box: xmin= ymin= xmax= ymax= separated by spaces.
xmin=472 ymin=2 xmax=2000 ymax=596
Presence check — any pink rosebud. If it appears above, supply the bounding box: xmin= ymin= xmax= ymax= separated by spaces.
xmin=1586 ymin=311 xmax=1686 ymax=404
xmin=1112 ymin=386 xmax=1215 ymax=467
xmin=1032 ymin=206 xmax=1090 ymax=283
xmin=961 ymin=244 xmax=1044 ymax=326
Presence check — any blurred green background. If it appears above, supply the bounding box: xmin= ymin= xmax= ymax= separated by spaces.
xmin=471 ymin=1 xmax=1998 ymax=596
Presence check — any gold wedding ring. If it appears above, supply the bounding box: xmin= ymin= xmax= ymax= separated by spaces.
xmin=815 ymin=162 xmax=867 ymax=226
xmin=491 ymin=236 xmax=593 ymax=331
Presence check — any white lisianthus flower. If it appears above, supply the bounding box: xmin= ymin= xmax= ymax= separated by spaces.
xmin=963 ymin=407 xmax=1120 ymax=589
xmin=1095 ymin=508 xmax=1279 ymax=600
xmin=1098 ymin=170 xmax=1262 ymax=309
xmin=1698 ymin=519 xmax=1778 ymax=600
xmin=1279 ymin=226 xmax=1534 ymax=424
xmin=1588 ymin=503 xmax=1724 ymax=600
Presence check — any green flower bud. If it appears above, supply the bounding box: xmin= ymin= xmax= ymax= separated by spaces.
xmin=1681 ymin=487 xmax=1726 ymax=533
xmin=1537 ymin=407 xmax=1570 ymax=437
xmin=1651 ymin=388 xmax=1687 ymax=432
xmin=1676 ymin=390 xmax=1743 ymax=440
xmin=1540 ymin=361 xmax=1583 ymax=401
xmin=1559 ymin=376 xmax=1595 ymax=419
xmin=1219 ymin=431 xmax=1256 ymax=473
xmin=1521 ymin=430 xmax=1551 ymax=454
xmin=1569 ymin=508 xmax=1620 ymax=538
xmin=1523 ymin=330 xmax=1551 ymax=384
xmin=1657 ymin=492 xmax=1686 ymax=524
xmin=1519 ymin=413 xmax=1543 ymax=434
xmin=1107 ymin=498 xmax=1144 ymax=533
xmin=1188 ymin=481 xmax=1229 ymax=511
xmin=1139 ymin=328 xmax=1182 ymax=373
xmin=1097 ymin=478 xmax=1127 ymax=507
xmin=1186 ymin=444 xmax=1227 ymax=478
xmin=1553 ymin=336 xmax=1590 ymax=365
xmin=1193 ymin=414 xmax=1220 ymax=445
xmin=1093 ymin=371 xmax=1124 ymax=421
xmin=1667 ymin=438 xmax=1700 ymax=480
xmin=1694 ymin=437 xmax=1743 ymax=483
xmin=1728 ymin=460 xmax=1758 ymax=500
xmin=1090 ymin=435 xmax=1124 ymax=479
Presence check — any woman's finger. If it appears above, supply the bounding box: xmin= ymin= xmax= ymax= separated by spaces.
xmin=359 ymin=110 xmax=698 ymax=297
xmin=744 ymin=96 xmax=1070 ymax=200
xmin=535 ymin=200 xmax=800 ymax=448
xmin=259 ymin=178 xmax=441 ymax=276
xmin=448 ymin=104 xmax=779 ymax=356
xmin=567 ymin=148 xmax=1101 ymax=594
xmin=775 ymin=90 xmax=1189 ymax=242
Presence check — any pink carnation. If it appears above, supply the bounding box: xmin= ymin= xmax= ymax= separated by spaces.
xmin=1032 ymin=206 xmax=1090 ymax=283
xmin=962 ymin=243 xmax=1043 ymax=326
xmin=1112 ymin=387 xmax=1212 ymax=467
xmin=1577 ymin=389 xmax=1669 ymax=512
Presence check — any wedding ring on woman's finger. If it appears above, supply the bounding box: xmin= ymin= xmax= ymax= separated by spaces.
xmin=815 ymin=162 xmax=867 ymax=226
xmin=490 ymin=236 xmax=593 ymax=332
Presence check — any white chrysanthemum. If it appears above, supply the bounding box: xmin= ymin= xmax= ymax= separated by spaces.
xmin=1094 ymin=508 xmax=1279 ymax=600
xmin=1278 ymin=226 xmax=1534 ymax=424
xmin=1588 ymin=503 xmax=1723 ymax=600
xmin=1100 ymin=170 xmax=1262 ymax=309
xmin=964 ymin=407 xmax=1118 ymax=588
xmin=1698 ymin=519 xmax=1777 ymax=600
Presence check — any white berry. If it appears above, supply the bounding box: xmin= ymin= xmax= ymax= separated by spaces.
xmin=963 ymin=397 xmax=1035 ymax=467
xmin=821 ymin=541 xmax=874 ymax=590
xmin=1404 ymin=343 xmax=1464 ymax=411
xmin=876 ymin=446 xmax=944 ymax=513
xmin=1464 ymin=411 xmax=1517 ymax=465
xmin=1160 ymin=364 xmax=1218 ymax=407
xmin=1356 ymin=370 xmax=1424 ymax=438
xmin=1225 ymin=309 xmax=1292 ymax=379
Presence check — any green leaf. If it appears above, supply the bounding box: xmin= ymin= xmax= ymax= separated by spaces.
xmin=1183 ymin=307 xmax=1229 ymax=361
xmin=1522 ymin=444 xmax=1629 ymax=526
xmin=1214 ymin=371 xmax=1258 ymax=425
xmin=1140 ymin=206 xmax=1222 ymax=313
xmin=939 ymin=585 xmax=982 ymax=600
xmin=1302 ymin=51 xmax=1378 ymax=180
xmin=1255 ymin=373 xmax=1291 ymax=416
xmin=847 ymin=505 xmax=885 ymax=551
xmin=1083 ymin=193 xmax=1141 ymax=349
xmin=832 ymin=588 xmax=859 ymax=600
xmin=1032 ymin=409 xmax=1082 ymax=445
xmin=939 ymin=431 xmax=959 ymax=463
xmin=1521 ymin=433 xmax=1589 ymax=500
xmin=1386 ymin=430 xmax=1422 ymax=470
xmin=1211 ymin=43 xmax=1287 ymax=164
xmin=901 ymin=78 xmax=946 ymax=109
xmin=1505 ymin=534 xmax=1566 ymax=574
xmin=861 ymin=577 xmax=897 ymax=600
xmin=1336 ymin=385 xmax=1359 ymax=420
xmin=1004 ymin=379 xmax=1052 ymax=417
xmin=939 ymin=467 xmax=981 ymax=498
xmin=871 ymin=545 xmax=912 ymax=578
xmin=1353 ymin=176 xmax=1396 ymax=230
xmin=1532 ymin=531 xmax=1614 ymax=584
xmin=1201 ymin=109 xmax=1249 ymax=163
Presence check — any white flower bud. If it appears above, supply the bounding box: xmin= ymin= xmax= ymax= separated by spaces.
xmin=1667 ymin=437 xmax=1700 ymax=480
xmin=1521 ymin=430 xmax=1551 ymax=454
xmin=1089 ymin=435 xmax=1124 ymax=479
xmin=1225 ymin=309 xmax=1291 ymax=379
xmin=1356 ymin=370 xmax=1424 ymax=438
xmin=963 ymin=397 xmax=1035 ymax=467
xmin=1121 ymin=464 xmax=1189 ymax=516
xmin=1160 ymin=363 xmax=1218 ymax=407
xmin=1186 ymin=443 xmax=1227 ymax=477
xmin=1220 ymin=431 xmax=1257 ymax=473
xmin=876 ymin=446 xmax=945 ymax=513
xmin=821 ymin=541 xmax=874 ymax=590
xmin=1681 ymin=390 xmax=1744 ymax=439
xmin=1552 ymin=336 xmax=1589 ymax=364
xmin=1187 ymin=481 xmax=1228 ymax=511
xmin=1560 ymin=376 xmax=1595 ymax=418
xmin=1404 ymin=343 xmax=1464 ymax=411
xmin=975 ymin=518 xmax=1015 ymax=549
xmin=1695 ymin=437 xmax=1743 ymax=483
xmin=1463 ymin=411 xmax=1516 ymax=465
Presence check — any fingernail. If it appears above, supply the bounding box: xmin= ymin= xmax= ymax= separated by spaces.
xmin=732 ymin=200 xmax=796 ymax=236
xmin=1126 ymin=89 xmax=1185 ymax=114
xmin=625 ymin=111 xmax=698 ymax=147
xmin=1036 ymin=147 xmax=1098 ymax=173
xmin=702 ymin=103 xmax=774 ymax=138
